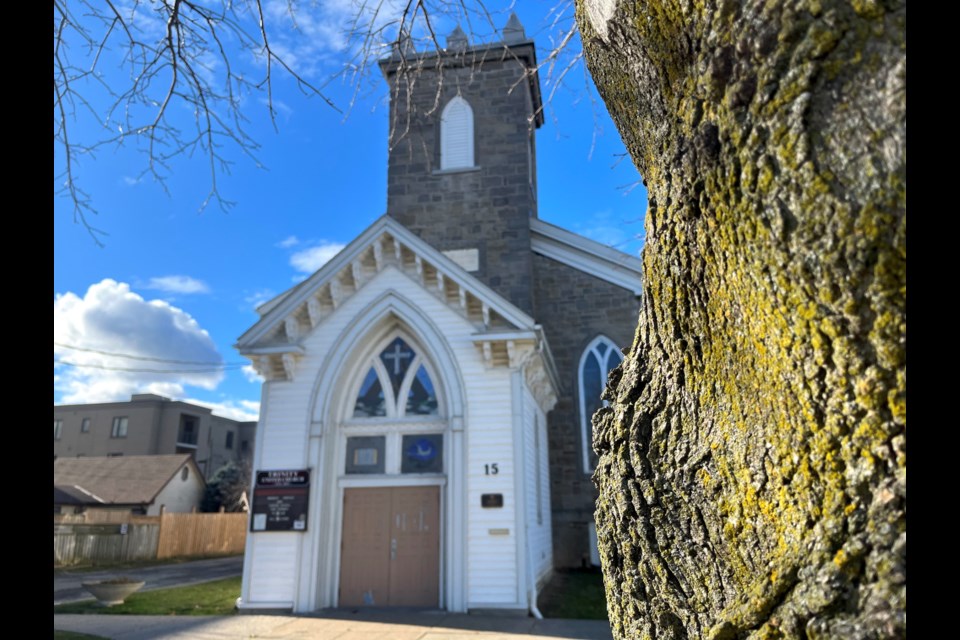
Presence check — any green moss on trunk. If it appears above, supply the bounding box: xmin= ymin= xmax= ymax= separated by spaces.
xmin=575 ymin=1 xmax=905 ymax=638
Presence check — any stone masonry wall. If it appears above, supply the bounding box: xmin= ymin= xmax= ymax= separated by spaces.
xmin=384 ymin=48 xmax=539 ymax=315
xmin=532 ymin=252 xmax=640 ymax=567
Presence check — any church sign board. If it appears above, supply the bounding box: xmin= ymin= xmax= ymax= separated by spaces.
xmin=251 ymin=469 xmax=310 ymax=532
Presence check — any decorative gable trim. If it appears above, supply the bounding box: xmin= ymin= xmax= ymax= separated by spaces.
xmin=471 ymin=327 xmax=560 ymax=413
xmin=236 ymin=216 xmax=540 ymax=381
xmin=530 ymin=218 xmax=643 ymax=295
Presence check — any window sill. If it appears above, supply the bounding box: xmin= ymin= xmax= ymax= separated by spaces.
xmin=432 ymin=166 xmax=481 ymax=176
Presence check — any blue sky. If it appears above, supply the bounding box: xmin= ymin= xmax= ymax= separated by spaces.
xmin=53 ymin=1 xmax=648 ymax=421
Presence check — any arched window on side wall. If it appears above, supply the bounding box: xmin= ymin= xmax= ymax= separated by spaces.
xmin=440 ymin=96 xmax=474 ymax=170
xmin=579 ymin=336 xmax=623 ymax=473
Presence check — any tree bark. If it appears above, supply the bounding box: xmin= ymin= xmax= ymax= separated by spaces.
xmin=575 ymin=1 xmax=905 ymax=638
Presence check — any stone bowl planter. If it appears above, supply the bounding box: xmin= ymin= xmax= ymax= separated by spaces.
xmin=81 ymin=578 xmax=146 ymax=607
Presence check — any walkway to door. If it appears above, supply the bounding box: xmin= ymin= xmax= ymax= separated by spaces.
xmin=54 ymin=610 xmax=614 ymax=639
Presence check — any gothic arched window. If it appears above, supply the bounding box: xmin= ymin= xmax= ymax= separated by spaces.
xmin=352 ymin=337 xmax=440 ymax=418
xmin=440 ymin=96 xmax=474 ymax=170
xmin=579 ymin=336 xmax=623 ymax=472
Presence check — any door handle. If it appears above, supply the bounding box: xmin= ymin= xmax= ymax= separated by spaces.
xmin=390 ymin=537 xmax=397 ymax=560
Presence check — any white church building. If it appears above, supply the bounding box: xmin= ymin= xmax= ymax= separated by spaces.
xmin=236 ymin=15 xmax=641 ymax=615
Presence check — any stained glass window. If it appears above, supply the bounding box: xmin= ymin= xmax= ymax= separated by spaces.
xmin=354 ymin=368 xmax=386 ymax=417
xmin=580 ymin=337 xmax=623 ymax=472
xmin=406 ymin=365 xmax=438 ymax=415
xmin=345 ymin=436 xmax=386 ymax=474
xmin=380 ymin=338 xmax=416 ymax=400
xmin=401 ymin=434 xmax=443 ymax=473
xmin=351 ymin=336 xmax=442 ymax=419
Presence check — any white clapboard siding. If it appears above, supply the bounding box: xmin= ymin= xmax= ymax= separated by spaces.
xmin=248 ymin=264 xmax=527 ymax=609
xmin=524 ymin=387 xmax=553 ymax=583
xmin=440 ymin=96 xmax=474 ymax=170
xmin=247 ymin=533 xmax=300 ymax=603
xmin=465 ymin=364 xmax=518 ymax=606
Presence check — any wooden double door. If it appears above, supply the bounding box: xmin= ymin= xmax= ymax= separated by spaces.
xmin=339 ymin=486 xmax=440 ymax=608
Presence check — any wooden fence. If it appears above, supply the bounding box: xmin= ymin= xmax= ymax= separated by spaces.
xmin=54 ymin=522 xmax=159 ymax=566
xmin=55 ymin=512 xmax=156 ymax=525
xmin=54 ymin=510 xmax=248 ymax=566
xmin=156 ymin=511 xmax=248 ymax=559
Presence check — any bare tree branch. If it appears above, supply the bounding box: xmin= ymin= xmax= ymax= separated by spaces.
xmin=54 ymin=0 xmax=593 ymax=243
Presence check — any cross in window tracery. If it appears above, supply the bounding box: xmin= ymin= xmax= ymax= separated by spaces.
xmin=383 ymin=342 xmax=413 ymax=375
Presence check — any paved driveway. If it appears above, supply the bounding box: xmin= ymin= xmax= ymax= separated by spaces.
xmin=54 ymin=555 xmax=244 ymax=605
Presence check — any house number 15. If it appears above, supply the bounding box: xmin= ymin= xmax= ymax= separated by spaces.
xmin=484 ymin=463 xmax=499 ymax=475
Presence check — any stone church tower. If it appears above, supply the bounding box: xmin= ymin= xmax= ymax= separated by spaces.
xmin=379 ymin=18 xmax=642 ymax=569
xmin=379 ymin=18 xmax=542 ymax=316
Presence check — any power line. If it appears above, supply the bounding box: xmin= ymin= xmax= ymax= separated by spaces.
xmin=54 ymin=358 xmax=246 ymax=374
xmin=53 ymin=342 xmax=249 ymax=366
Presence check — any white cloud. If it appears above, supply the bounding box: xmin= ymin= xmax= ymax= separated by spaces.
xmin=115 ymin=0 xmax=167 ymax=40
xmin=242 ymin=364 xmax=265 ymax=384
xmin=574 ymin=209 xmax=645 ymax=255
xmin=290 ymin=242 xmax=346 ymax=273
xmin=276 ymin=235 xmax=300 ymax=248
xmin=260 ymin=0 xmax=409 ymax=79
xmin=145 ymin=275 xmax=211 ymax=294
xmin=244 ymin=288 xmax=277 ymax=310
xmin=54 ymin=279 xmax=224 ymax=404
xmin=122 ymin=176 xmax=141 ymax=186
xmin=185 ymin=398 xmax=260 ymax=422
xmin=582 ymin=224 xmax=630 ymax=247
xmin=259 ymin=97 xmax=294 ymax=120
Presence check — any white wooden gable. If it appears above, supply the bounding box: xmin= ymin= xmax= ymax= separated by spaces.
xmin=236 ymin=216 xmax=559 ymax=411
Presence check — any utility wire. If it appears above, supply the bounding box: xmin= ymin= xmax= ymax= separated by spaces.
xmin=54 ymin=358 xmax=246 ymax=374
xmin=54 ymin=341 xmax=248 ymax=366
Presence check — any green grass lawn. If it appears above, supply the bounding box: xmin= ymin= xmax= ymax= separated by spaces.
xmin=537 ymin=568 xmax=609 ymax=620
xmin=54 ymin=570 xmax=605 ymax=620
xmin=54 ymin=576 xmax=241 ymax=616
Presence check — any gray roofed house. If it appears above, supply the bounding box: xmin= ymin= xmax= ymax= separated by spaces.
xmin=53 ymin=454 xmax=206 ymax=516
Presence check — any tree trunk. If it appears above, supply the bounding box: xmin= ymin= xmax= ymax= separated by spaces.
xmin=575 ymin=1 xmax=905 ymax=638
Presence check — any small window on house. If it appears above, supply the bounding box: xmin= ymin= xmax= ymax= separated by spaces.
xmin=111 ymin=416 xmax=128 ymax=438
xmin=54 ymin=419 xmax=63 ymax=440
xmin=440 ymin=96 xmax=474 ymax=170
xmin=225 ymin=431 xmax=234 ymax=449
xmin=241 ymin=440 xmax=249 ymax=453
xmin=579 ymin=336 xmax=624 ymax=473
xmin=181 ymin=466 xmax=189 ymax=481
xmin=80 ymin=418 xmax=90 ymax=433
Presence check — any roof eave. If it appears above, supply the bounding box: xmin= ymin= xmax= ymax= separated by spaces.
xmin=237 ymin=216 xmax=539 ymax=351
